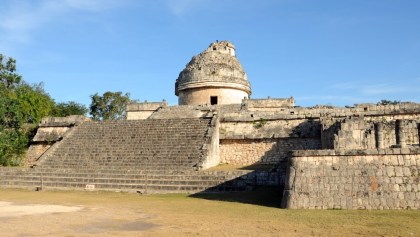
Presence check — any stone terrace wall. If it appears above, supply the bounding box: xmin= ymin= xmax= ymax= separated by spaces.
xmin=282 ymin=148 xmax=420 ymax=209
xmin=220 ymin=138 xmax=320 ymax=165
xmin=219 ymin=114 xmax=321 ymax=166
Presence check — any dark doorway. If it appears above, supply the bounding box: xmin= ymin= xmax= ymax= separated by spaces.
xmin=210 ymin=96 xmax=218 ymax=105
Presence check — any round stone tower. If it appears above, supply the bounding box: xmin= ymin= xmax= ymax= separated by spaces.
xmin=175 ymin=41 xmax=251 ymax=105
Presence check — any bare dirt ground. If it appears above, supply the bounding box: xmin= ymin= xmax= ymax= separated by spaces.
xmin=0 ymin=188 xmax=419 ymax=237
xmin=0 ymin=201 xmax=83 ymax=218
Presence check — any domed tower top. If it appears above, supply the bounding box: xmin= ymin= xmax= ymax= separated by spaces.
xmin=207 ymin=41 xmax=236 ymax=56
xmin=175 ymin=41 xmax=251 ymax=105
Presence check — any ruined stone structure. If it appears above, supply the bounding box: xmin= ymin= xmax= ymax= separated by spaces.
xmin=1 ymin=41 xmax=419 ymax=209
xmin=175 ymin=41 xmax=251 ymax=106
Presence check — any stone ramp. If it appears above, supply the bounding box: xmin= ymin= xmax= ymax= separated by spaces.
xmin=37 ymin=118 xmax=211 ymax=170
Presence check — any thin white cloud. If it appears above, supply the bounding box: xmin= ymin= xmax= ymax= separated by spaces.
xmin=0 ymin=0 xmax=130 ymax=51
xmin=297 ymin=95 xmax=362 ymax=102
xmin=362 ymin=84 xmax=420 ymax=95
xmin=361 ymin=84 xmax=399 ymax=95
xmin=330 ymin=81 xmax=420 ymax=95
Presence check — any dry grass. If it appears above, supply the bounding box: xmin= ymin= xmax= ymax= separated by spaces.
xmin=0 ymin=188 xmax=419 ymax=236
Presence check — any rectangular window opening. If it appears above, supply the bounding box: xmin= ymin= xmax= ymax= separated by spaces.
xmin=210 ymin=96 xmax=218 ymax=105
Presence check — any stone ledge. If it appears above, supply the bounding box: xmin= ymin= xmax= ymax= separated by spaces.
xmin=291 ymin=147 xmax=420 ymax=157
xmin=39 ymin=115 xmax=90 ymax=127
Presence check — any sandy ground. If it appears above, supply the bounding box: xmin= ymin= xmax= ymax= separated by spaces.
xmin=0 ymin=201 xmax=83 ymax=218
xmin=0 ymin=188 xmax=419 ymax=237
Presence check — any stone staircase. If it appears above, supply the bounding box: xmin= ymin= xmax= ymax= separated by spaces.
xmin=0 ymin=118 xmax=263 ymax=193
xmin=0 ymin=167 xmax=254 ymax=193
xmin=37 ymin=118 xmax=210 ymax=170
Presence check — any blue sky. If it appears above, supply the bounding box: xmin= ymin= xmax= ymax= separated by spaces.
xmin=1 ymin=0 xmax=419 ymax=107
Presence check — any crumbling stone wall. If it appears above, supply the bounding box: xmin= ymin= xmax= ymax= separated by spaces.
xmin=126 ymin=101 xmax=167 ymax=120
xmin=321 ymin=118 xmax=419 ymax=150
xmin=282 ymin=149 xmax=420 ymax=209
xmin=24 ymin=116 xmax=89 ymax=167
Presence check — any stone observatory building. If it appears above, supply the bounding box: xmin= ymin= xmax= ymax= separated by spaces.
xmin=4 ymin=40 xmax=420 ymax=211
xmin=175 ymin=41 xmax=251 ymax=105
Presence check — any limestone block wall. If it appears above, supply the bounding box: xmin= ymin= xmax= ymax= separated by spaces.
xmin=178 ymin=87 xmax=249 ymax=106
xmin=220 ymin=119 xmax=321 ymax=139
xmin=220 ymin=138 xmax=321 ymax=165
xmin=282 ymin=149 xmax=420 ymax=209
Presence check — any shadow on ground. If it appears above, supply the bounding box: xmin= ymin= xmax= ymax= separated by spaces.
xmin=189 ymin=186 xmax=284 ymax=208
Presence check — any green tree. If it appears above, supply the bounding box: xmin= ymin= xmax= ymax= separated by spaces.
xmin=90 ymin=91 xmax=130 ymax=121
xmin=0 ymin=128 xmax=28 ymax=166
xmin=52 ymin=101 xmax=88 ymax=117
xmin=0 ymin=54 xmax=58 ymax=166
xmin=0 ymin=54 xmax=22 ymax=89
xmin=0 ymin=88 xmax=24 ymax=129
xmin=377 ymin=99 xmax=400 ymax=105
xmin=15 ymin=82 xmax=55 ymax=123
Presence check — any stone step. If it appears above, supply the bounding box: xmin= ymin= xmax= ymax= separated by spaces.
xmin=0 ymin=179 xmax=248 ymax=193
xmin=36 ymin=118 xmax=212 ymax=171
xmin=1 ymin=167 xmax=252 ymax=176
xmin=0 ymin=176 xmax=234 ymax=186
xmin=0 ymin=172 xmax=243 ymax=181
xmin=1 ymin=182 xmax=249 ymax=194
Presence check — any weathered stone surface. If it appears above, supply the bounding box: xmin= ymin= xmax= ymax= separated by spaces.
xmin=283 ymin=153 xmax=420 ymax=210
xmin=37 ymin=118 xmax=213 ymax=171
xmin=175 ymin=41 xmax=251 ymax=105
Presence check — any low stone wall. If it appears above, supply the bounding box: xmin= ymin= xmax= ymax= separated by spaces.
xmin=282 ymin=148 xmax=420 ymax=209
xmin=220 ymin=138 xmax=321 ymax=165
xmin=221 ymin=102 xmax=420 ymax=122
xmin=242 ymin=97 xmax=295 ymax=111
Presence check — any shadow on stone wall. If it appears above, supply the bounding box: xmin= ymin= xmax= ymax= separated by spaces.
xmin=193 ymin=121 xmax=324 ymax=208
xmin=190 ymin=163 xmax=284 ymax=208
xmin=193 ymin=119 xmax=325 ymax=208
xmin=290 ymin=119 xmax=321 ymax=138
